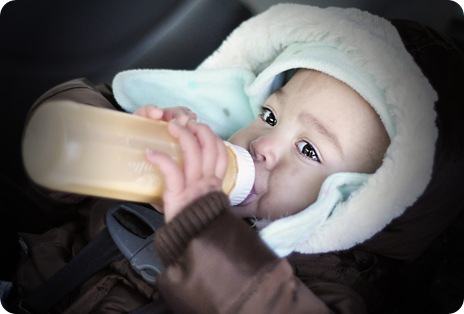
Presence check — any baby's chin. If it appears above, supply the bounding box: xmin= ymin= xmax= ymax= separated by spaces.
xmin=231 ymin=203 xmax=274 ymax=223
xmin=230 ymin=203 xmax=256 ymax=219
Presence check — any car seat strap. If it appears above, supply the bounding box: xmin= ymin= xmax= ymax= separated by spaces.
xmin=13 ymin=227 xmax=122 ymax=314
xmin=5 ymin=202 xmax=166 ymax=314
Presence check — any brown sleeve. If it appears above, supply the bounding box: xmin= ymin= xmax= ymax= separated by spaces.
xmin=27 ymin=78 xmax=123 ymax=119
xmin=154 ymin=192 xmax=367 ymax=314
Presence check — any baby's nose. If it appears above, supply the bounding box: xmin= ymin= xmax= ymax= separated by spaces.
xmin=250 ymin=135 xmax=279 ymax=169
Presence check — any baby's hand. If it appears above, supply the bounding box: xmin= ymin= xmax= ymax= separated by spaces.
xmin=133 ymin=105 xmax=197 ymax=122
xmin=145 ymin=117 xmax=228 ymax=222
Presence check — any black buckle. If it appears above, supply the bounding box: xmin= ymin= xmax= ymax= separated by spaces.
xmin=106 ymin=203 xmax=165 ymax=284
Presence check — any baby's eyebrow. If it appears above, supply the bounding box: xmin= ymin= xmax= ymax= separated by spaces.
xmin=300 ymin=112 xmax=344 ymax=159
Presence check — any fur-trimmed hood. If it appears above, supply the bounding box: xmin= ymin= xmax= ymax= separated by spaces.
xmin=113 ymin=4 xmax=439 ymax=256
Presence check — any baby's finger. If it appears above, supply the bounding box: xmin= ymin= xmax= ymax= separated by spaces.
xmin=186 ymin=120 xmax=219 ymax=176
xmin=172 ymin=114 xmax=193 ymax=127
xmin=133 ymin=105 xmax=163 ymax=120
xmin=168 ymin=120 xmax=202 ymax=182
xmin=163 ymin=107 xmax=198 ymax=122
xmin=145 ymin=150 xmax=185 ymax=196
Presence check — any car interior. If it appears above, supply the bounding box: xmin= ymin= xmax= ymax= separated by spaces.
xmin=1 ymin=0 xmax=463 ymax=312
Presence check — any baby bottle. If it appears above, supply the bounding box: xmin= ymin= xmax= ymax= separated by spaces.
xmin=22 ymin=100 xmax=255 ymax=205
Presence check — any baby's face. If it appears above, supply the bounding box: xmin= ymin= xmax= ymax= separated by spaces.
xmin=228 ymin=69 xmax=389 ymax=220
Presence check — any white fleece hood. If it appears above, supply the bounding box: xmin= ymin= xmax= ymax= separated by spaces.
xmin=113 ymin=4 xmax=438 ymax=256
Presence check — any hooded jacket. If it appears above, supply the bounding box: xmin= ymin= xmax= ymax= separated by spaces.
xmin=114 ymin=4 xmax=464 ymax=313
xmin=112 ymin=4 xmax=439 ymax=257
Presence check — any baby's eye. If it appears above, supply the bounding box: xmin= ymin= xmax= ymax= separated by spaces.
xmin=296 ymin=141 xmax=320 ymax=162
xmin=260 ymin=106 xmax=277 ymax=126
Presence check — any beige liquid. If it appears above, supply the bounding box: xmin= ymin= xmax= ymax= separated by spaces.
xmin=22 ymin=101 xmax=251 ymax=204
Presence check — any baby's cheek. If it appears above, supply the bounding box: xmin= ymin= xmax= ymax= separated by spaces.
xmin=288 ymin=175 xmax=325 ymax=211
xmin=258 ymin=181 xmax=307 ymax=220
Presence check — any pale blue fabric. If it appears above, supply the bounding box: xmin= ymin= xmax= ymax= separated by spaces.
xmin=259 ymin=172 xmax=369 ymax=257
xmin=113 ymin=68 xmax=256 ymax=139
